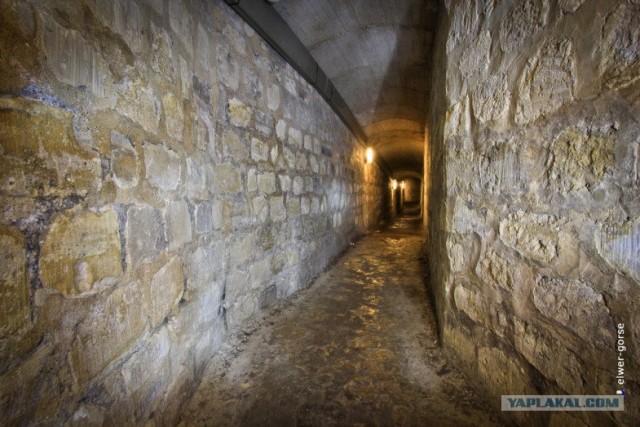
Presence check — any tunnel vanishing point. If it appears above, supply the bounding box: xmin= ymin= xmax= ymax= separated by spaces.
xmin=0 ymin=0 xmax=639 ymax=425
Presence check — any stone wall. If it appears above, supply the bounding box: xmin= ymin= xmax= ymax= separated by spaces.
xmin=428 ymin=0 xmax=639 ymax=425
xmin=0 ymin=0 xmax=388 ymax=424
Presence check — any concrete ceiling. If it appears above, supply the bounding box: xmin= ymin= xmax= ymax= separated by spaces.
xmin=272 ymin=0 xmax=438 ymax=177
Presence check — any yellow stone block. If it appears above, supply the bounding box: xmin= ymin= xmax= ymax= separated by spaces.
xmin=39 ymin=209 xmax=123 ymax=295
xmin=0 ymin=226 xmax=29 ymax=338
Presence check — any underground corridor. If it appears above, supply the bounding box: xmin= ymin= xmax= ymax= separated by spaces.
xmin=0 ymin=0 xmax=638 ymax=426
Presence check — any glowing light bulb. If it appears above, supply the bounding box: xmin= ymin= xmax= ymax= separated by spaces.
xmin=391 ymin=179 xmax=398 ymax=190
xmin=365 ymin=147 xmax=374 ymax=164
xmin=400 ymin=181 xmax=405 ymax=190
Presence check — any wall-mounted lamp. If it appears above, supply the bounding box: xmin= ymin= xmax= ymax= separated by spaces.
xmin=365 ymin=147 xmax=374 ymax=164
xmin=400 ymin=181 xmax=405 ymax=190
xmin=391 ymin=179 xmax=398 ymax=190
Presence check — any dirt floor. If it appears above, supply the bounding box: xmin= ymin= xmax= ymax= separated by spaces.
xmin=178 ymin=206 xmax=508 ymax=426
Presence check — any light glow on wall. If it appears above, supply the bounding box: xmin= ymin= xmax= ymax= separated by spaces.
xmin=365 ymin=147 xmax=374 ymax=164
xmin=400 ymin=181 xmax=405 ymax=190
xmin=391 ymin=179 xmax=398 ymax=190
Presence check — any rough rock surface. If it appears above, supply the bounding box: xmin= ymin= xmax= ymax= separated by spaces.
xmin=428 ymin=1 xmax=640 ymax=425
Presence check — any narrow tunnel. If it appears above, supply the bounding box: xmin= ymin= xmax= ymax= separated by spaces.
xmin=0 ymin=0 xmax=638 ymax=426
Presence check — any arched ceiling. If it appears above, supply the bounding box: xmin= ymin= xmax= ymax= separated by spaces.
xmin=272 ymin=0 xmax=438 ymax=177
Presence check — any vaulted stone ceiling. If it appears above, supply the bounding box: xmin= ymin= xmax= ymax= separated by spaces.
xmin=272 ymin=0 xmax=438 ymax=178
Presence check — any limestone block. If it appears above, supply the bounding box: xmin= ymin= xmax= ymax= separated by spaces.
xmin=442 ymin=324 xmax=476 ymax=367
xmin=229 ymin=233 xmax=256 ymax=268
xmin=302 ymin=135 xmax=311 ymax=152
xmin=257 ymin=172 xmax=276 ymax=195
xmin=448 ymin=242 xmax=465 ymax=273
xmin=451 ymin=197 xmax=485 ymax=235
xmin=168 ymin=0 xmax=193 ymax=55
xmin=0 ymin=99 xmax=101 ymax=198
xmin=499 ymin=0 xmax=549 ymax=53
xmin=112 ymin=0 xmax=144 ymax=54
xmin=164 ymin=199 xmax=191 ymax=251
xmin=251 ymin=138 xmax=269 ymax=162
xmin=444 ymin=96 xmax=470 ymax=140
xmin=144 ymin=142 xmax=181 ymax=191
xmin=287 ymin=196 xmax=301 ymax=217
xmin=292 ymin=176 xmax=304 ymax=196
xmin=596 ymin=219 xmax=640 ymax=282
xmin=69 ymin=283 xmax=147 ymax=388
xmin=162 ymin=92 xmax=184 ymax=141
xmin=295 ymin=152 xmax=309 ymax=170
xmin=301 ymin=197 xmax=311 ymax=215
xmin=252 ymin=196 xmax=269 ymax=223
xmin=478 ymin=347 xmax=531 ymax=395
xmin=453 ymin=284 xmax=485 ymax=324
xmin=69 ymin=404 xmax=106 ymax=427
xmin=185 ymin=242 xmax=225 ymax=297
xmin=150 ymin=22 xmax=176 ymax=79
xmin=247 ymin=168 xmax=257 ymax=192
xmin=41 ymin=12 xmax=108 ymax=96
xmin=532 ymin=275 xmax=614 ymax=348
xmin=0 ymin=226 xmax=29 ymax=338
xmin=185 ymin=157 xmax=209 ymax=200
xmin=309 ymin=155 xmax=319 ymax=173
xmin=144 ymin=257 xmax=184 ymax=328
xmin=516 ymin=39 xmax=576 ymax=125
xmin=446 ymin=0 xmax=492 ymax=53
xmin=546 ymin=127 xmax=615 ymax=193
xmin=477 ymin=138 xmax=522 ymax=195
xmin=514 ymin=320 xmax=583 ymax=394
xmin=270 ymin=196 xmax=286 ymax=222
xmin=214 ymin=163 xmax=242 ymax=193
xmin=217 ymin=44 xmax=239 ymax=91
xmin=267 ymin=84 xmax=280 ymax=111
xmin=40 ymin=209 xmax=122 ymax=295
xmin=471 ymin=74 xmax=510 ymax=123
xmin=211 ymin=200 xmax=223 ymax=230
xmin=243 ymin=68 xmax=264 ymax=106
xmin=275 ymin=120 xmax=286 ymax=141
xmin=110 ymin=132 xmax=138 ymax=189
xmin=222 ymin=131 xmax=249 ymax=161
xmin=270 ymin=145 xmax=279 ymax=164
xmin=195 ymin=202 xmax=213 ymax=235
xmin=223 ymin=23 xmax=246 ymax=56
xmin=283 ymin=147 xmax=296 ymax=168
xmin=121 ymin=326 xmax=171 ymax=413
xmin=227 ymin=98 xmax=251 ymax=128
xmin=599 ymin=3 xmax=640 ymax=89
xmin=127 ymin=205 xmax=164 ymax=268
xmin=476 ymin=248 xmax=513 ymax=290
xmin=279 ymin=175 xmax=291 ymax=192
xmin=196 ymin=24 xmax=212 ymax=73
xmin=288 ymin=127 xmax=302 ymax=147
xmin=225 ymin=269 xmax=255 ymax=328
xmin=499 ymin=211 xmax=558 ymax=264
xmin=255 ymin=110 xmax=273 ymax=139
xmin=250 ymin=256 xmax=272 ymax=290
xmin=118 ymin=83 xmax=161 ymax=134
xmin=284 ymin=76 xmax=296 ymax=96
xmin=460 ymin=31 xmax=491 ymax=78
xmin=0 ymin=341 xmax=56 ymax=423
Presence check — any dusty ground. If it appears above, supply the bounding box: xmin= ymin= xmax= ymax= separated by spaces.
xmin=178 ymin=207 xmax=508 ymax=426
